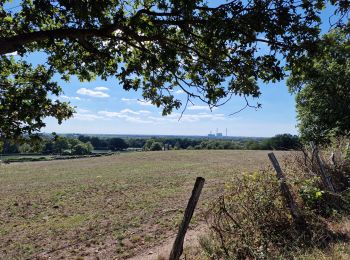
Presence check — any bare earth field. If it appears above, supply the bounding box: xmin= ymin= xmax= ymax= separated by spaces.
xmin=0 ymin=150 xmax=282 ymax=259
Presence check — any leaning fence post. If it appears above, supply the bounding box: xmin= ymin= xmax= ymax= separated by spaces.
xmin=169 ymin=177 xmax=205 ymax=260
xmin=268 ymin=153 xmax=306 ymax=227
xmin=329 ymin=152 xmax=335 ymax=165
xmin=310 ymin=142 xmax=336 ymax=192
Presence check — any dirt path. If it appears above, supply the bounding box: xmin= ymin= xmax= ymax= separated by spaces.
xmin=128 ymin=224 xmax=208 ymax=260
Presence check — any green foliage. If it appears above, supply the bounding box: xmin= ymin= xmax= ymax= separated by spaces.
xmin=14 ymin=135 xmax=94 ymax=155
xmin=202 ymin=171 xmax=310 ymax=259
xmin=126 ymin=138 xmax=146 ymax=149
xmin=1 ymin=1 xmax=348 ymax=140
xmin=288 ymin=29 xmax=350 ymax=144
xmin=260 ymin=134 xmax=301 ymax=150
xmin=0 ymin=139 xmax=19 ymax=153
xmin=42 ymin=140 xmax=54 ymax=154
xmin=18 ymin=143 xmax=35 ymax=154
xmin=201 ymin=169 xmax=340 ymax=259
xmin=202 ymin=140 xmax=350 ymax=258
xmin=0 ymin=58 xmax=74 ymax=141
xmin=54 ymin=136 xmax=70 ymax=155
xmin=72 ymin=142 xmax=93 ymax=155
xmin=244 ymin=140 xmax=262 ymax=150
xmin=299 ymin=178 xmax=325 ymax=209
xmin=284 ymin=140 xmax=350 ymax=217
xmin=143 ymin=139 xmax=155 ymax=150
xmin=2 ymin=134 xmax=301 ymax=155
xmin=108 ymin=138 xmax=128 ymax=151
xmin=150 ymin=141 xmax=163 ymax=151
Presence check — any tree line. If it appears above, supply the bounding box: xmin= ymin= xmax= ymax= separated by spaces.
xmin=78 ymin=134 xmax=300 ymax=151
xmin=1 ymin=134 xmax=300 ymax=154
xmin=1 ymin=133 xmax=93 ymax=155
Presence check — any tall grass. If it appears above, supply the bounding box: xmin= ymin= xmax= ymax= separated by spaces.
xmin=201 ymin=140 xmax=350 ymax=259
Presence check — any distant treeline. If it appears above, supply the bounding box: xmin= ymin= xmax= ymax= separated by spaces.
xmin=1 ymin=133 xmax=300 ymax=154
xmin=1 ymin=133 xmax=93 ymax=155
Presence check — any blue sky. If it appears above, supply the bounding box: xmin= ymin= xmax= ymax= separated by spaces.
xmin=4 ymin=1 xmax=338 ymax=137
xmin=40 ymin=76 xmax=297 ymax=137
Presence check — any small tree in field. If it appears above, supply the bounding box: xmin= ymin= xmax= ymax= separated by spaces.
xmin=150 ymin=142 xmax=163 ymax=151
xmin=72 ymin=142 xmax=93 ymax=155
xmin=54 ymin=136 xmax=69 ymax=155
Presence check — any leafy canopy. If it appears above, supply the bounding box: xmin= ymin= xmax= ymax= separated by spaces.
xmin=1 ymin=0 xmax=349 ymax=140
xmin=288 ymin=28 xmax=350 ymax=144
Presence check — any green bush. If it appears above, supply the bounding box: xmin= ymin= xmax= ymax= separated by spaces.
xmin=202 ymin=171 xmax=301 ymax=259
xmin=72 ymin=142 xmax=93 ymax=155
xmin=201 ymin=140 xmax=350 ymax=259
xmin=283 ymin=140 xmax=350 ymax=216
xmin=150 ymin=142 xmax=163 ymax=151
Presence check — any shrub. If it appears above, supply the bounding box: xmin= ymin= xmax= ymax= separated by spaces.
xmin=202 ymin=171 xmax=314 ymax=259
xmin=72 ymin=142 xmax=93 ymax=155
xmin=143 ymin=139 xmax=155 ymax=150
xmin=201 ymin=139 xmax=350 ymax=259
xmin=150 ymin=142 xmax=163 ymax=151
xmin=282 ymin=140 xmax=350 ymax=217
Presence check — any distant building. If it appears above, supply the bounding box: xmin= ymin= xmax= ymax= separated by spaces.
xmin=208 ymin=132 xmax=224 ymax=138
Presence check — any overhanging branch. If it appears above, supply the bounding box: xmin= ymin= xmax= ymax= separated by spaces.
xmin=0 ymin=26 xmax=119 ymax=55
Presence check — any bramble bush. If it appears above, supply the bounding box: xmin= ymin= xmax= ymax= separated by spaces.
xmin=201 ymin=171 xmax=331 ymax=259
xmin=201 ymin=139 xmax=350 ymax=259
xmin=284 ymin=139 xmax=350 ymax=217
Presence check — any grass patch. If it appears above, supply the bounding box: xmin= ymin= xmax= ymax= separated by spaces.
xmin=0 ymin=150 xmax=272 ymax=259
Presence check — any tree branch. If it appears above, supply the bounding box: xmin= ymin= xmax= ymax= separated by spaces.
xmin=229 ymin=96 xmax=261 ymax=115
xmin=0 ymin=26 xmax=119 ymax=55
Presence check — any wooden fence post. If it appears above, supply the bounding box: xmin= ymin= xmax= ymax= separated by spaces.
xmin=345 ymin=142 xmax=350 ymax=159
xmin=310 ymin=142 xmax=336 ymax=192
xmin=329 ymin=152 xmax=335 ymax=165
xmin=268 ymin=153 xmax=306 ymax=227
xmin=169 ymin=177 xmax=205 ymax=260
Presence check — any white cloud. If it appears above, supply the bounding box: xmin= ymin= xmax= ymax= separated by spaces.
xmin=77 ymin=88 xmax=110 ymax=98
xmin=74 ymin=107 xmax=225 ymax=124
xmin=61 ymin=95 xmax=81 ymax=101
xmin=124 ymin=117 xmax=153 ymax=124
xmin=121 ymin=98 xmax=153 ymax=106
xmin=139 ymin=110 xmax=151 ymax=114
xmin=188 ymin=105 xmax=217 ymax=111
xmin=148 ymin=112 xmax=225 ymax=123
xmin=120 ymin=108 xmax=140 ymax=115
xmin=74 ymin=113 xmax=104 ymax=121
xmin=5 ymin=51 xmax=18 ymax=56
xmin=137 ymin=99 xmax=153 ymax=106
xmin=76 ymin=108 xmax=90 ymax=113
xmin=94 ymin=86 xmax=109 ymax=91
xmin=98 ymin=111 xmax=122 ymax=117
xmin=98 ymin=110 xmax=153 ymax=123
xmin=175 ymin=90 xmax=185 ymax=94
xmin=168 ymin=112 xmax=225 ymax=122
xmin=121 ymin=98 xmax=136 ymax=104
